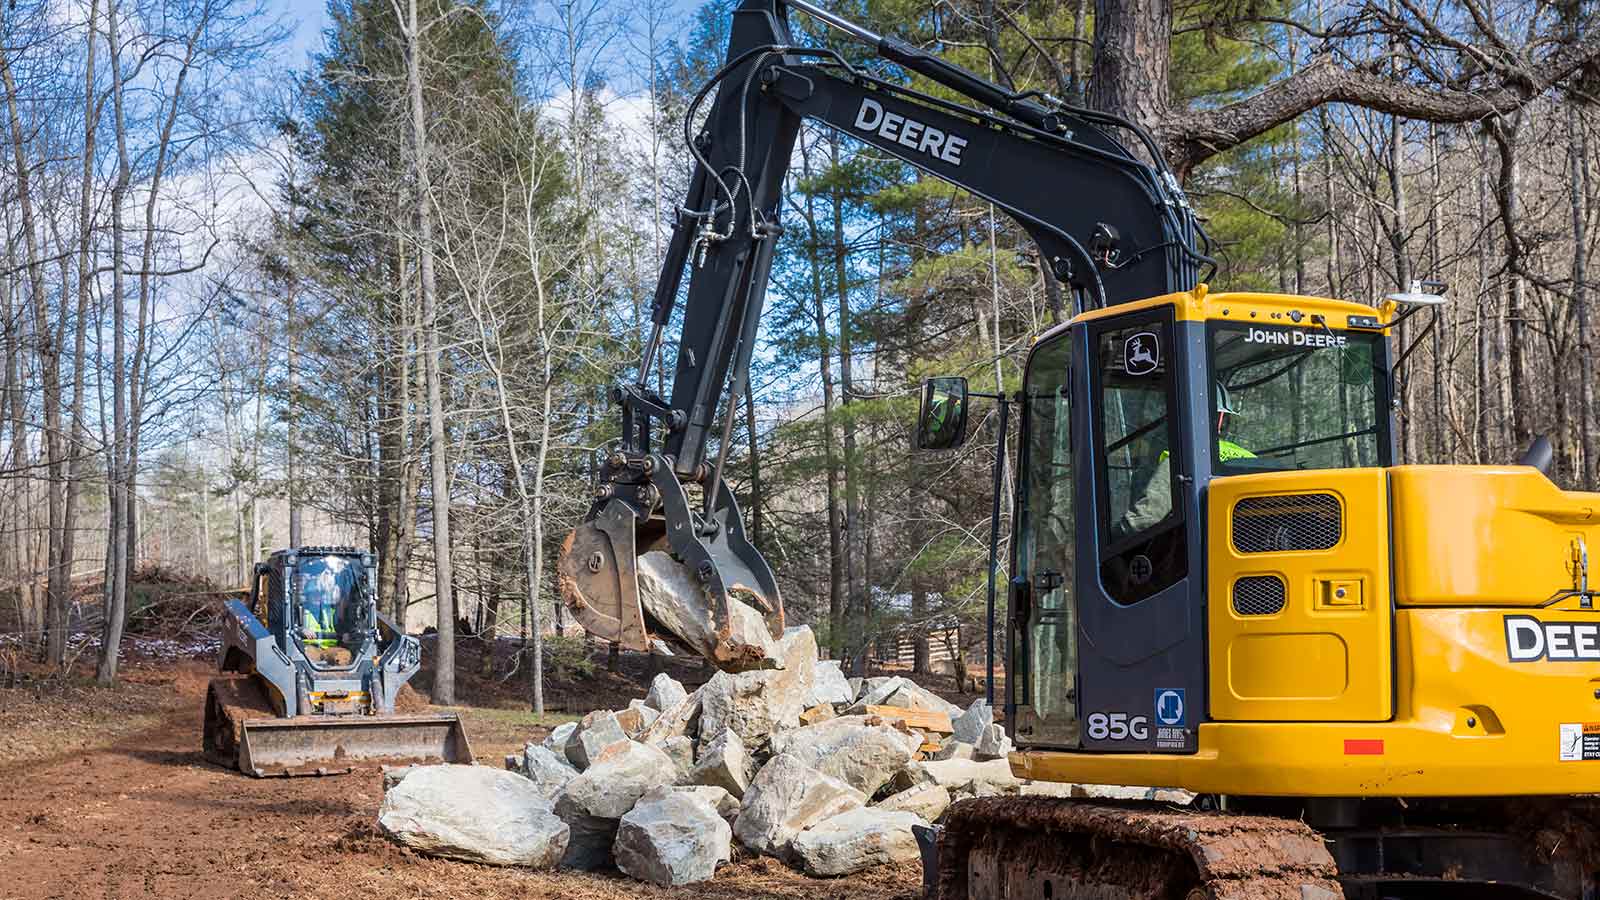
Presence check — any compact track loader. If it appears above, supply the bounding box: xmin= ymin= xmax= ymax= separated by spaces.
xmin=561 ymin=0 xmax=1600 ymax=893
xmin=203 ymin=546 xmax=472 ymax=777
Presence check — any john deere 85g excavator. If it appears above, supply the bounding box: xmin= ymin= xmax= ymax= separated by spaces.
xmin=204 ymin=546 xmax=471 ymax=776
xmin=557 ymin=0 xmax=1600 ymax=895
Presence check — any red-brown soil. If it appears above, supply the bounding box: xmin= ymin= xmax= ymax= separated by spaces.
xmin=0 ymin=657 xmax=923 ymax=900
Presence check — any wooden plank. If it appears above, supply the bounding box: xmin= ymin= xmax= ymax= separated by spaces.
xmin=866 ymin=704 xmax=954 ymax=734
xmin=918 ymin=740 xmax=942 ymax=754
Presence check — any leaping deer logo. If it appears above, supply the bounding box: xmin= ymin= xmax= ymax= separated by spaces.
xmin=1125 ymin=332 xmax=1159 ymax=375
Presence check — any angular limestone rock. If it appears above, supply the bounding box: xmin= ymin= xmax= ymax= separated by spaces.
xmin=640 ymin=690 xmax=703 ymax=746
xmin=875 ymin=783 xmax=951 ymax=821
xmin=975 ymin=722 xmax=1012 ymax=760
xmin=809 ymin=659 xmax=853 ymax=707
xmin=734 ymin=754 xmax=865 ymax=858
xmin=688 ymin=727 xmax=752 ymax=798
xmin=614 ymin=788 xmax=733 ymax=886
xmin=789 ymin=807 xmax=926 ymax=876
xmin=544 ymin=721 xmax=578 ymax=751
xmin=766 ymin=715 xmax=918 ymax=797
xmin=799 ymin=704 xmax=836 ymax=726
xmin=566 ymin=710 xmax=632 ymax=770
xmin=644 ymin=784 xmax=741 ymax=826
xmin=616 ymin=706 xmax=651 ymax=738
xmin=517 ymin=742 xmax=580 ymax=799
xmin=554 ymin=740 xmax=679 ymax=869
xmin=919 ymin=757 xmax=1019 ymax=790
xmin=378 ymin=764 xmax=569 ymax=868
xmin=637 ymin=551 xmax=778 ymax=667
xmin=645 ymin=672 xmax=689 ymax=712
xmin=881 ymin=681 xmax=961 ymax=716
xmin=845 ymin=677 xmax=906 ymax=714
xmin=697 ymin=625 xmax=818 ymax=746
xmin=951 ymin=699 xmax=991 ymax=745
xmin=659 ymin=735 xmax=695 ymax=776
xmin=933 ymin=740 xmax=976 ymax=762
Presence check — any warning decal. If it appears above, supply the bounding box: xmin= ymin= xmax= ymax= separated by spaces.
xmin=1559 ymin=723 xmax=1600 ymax=761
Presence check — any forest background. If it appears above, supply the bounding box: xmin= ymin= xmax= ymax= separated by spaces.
xmin=1 ymin=0 xmax=1595 ymax=703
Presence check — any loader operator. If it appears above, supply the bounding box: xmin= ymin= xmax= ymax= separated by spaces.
xmin=1114 ymin=383 xmax=1254 ymax=539
xmin=299 ymin=556 xmax=356 ymax=667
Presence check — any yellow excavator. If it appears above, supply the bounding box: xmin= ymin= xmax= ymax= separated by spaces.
xmin=557 ymin=0 xmax=1600 ymax=894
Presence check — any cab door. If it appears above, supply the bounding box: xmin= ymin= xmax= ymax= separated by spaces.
xmin=1011 ymin=331 xmax=1080 ymax=747
xmin=1072 ymin=307 xmax=1207 ymax=754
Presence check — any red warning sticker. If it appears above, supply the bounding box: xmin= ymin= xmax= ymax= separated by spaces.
xmin=1343 ymin=739 xmax=1384 ymax=755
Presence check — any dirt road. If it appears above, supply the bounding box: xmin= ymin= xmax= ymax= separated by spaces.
xmin=0 ymin=662 xmax=919 ymax=900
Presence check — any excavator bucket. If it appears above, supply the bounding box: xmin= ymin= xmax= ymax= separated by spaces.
xmin=203 ymin=677 xmax=473 ymax=777
xmin=558 ymin=465 xmax=784 ymax=671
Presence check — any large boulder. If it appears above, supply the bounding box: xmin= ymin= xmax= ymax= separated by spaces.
xmin=544 ymin=721 xmax=578 ymax=751
xmin=637 ymin=550 xmax=779 ymax=667
xmin=917 ymin=758 xmax=1020 ymax=790
xmin=875 ymin=783 xmax=951 ymax=821
xmin=766 ymin=715 xmax=918 ymax=796
xmin=733 ymin=753 xmax=865 ymax=858
xmin=846 ymin=677 xmax=906 ymax=714
xmin=645 ymin=672 xmax=689 ymax=712
xmin=951 ymin=699 xmax=991 ymax=745
xmin=554 ymin=740 xmax=679 ymax=869
xmin=975 ymin=723 xmax=1012 ymax=760
xmin=645 ymin=784 xmax=741 ymax=825
xmin=624 ymin=701 xmax=660 ymax=735
xmin=640 ymin=690 xmax=702 ymax=745
xmin=613 ymin=787 xmax=732 ymax=886
xmin=932 ymin=740 xmax=976 ymax=762
xmin=881 ymin=680 xmax=961 ymax=716
xmin=378 ymin=764 xmax=569 ymax=868
xmin=688 ymin=727 xmax=752 ymax=798
xmin=809 ymin=660 xmax=853 ymax=707
xmin=516 ymin=742 xmax=580 ymax=799
xmin=789 ymin=807 xmax=926 ymax=876
xmin=658 ymin=735 xmax=695 ymax=776
xmin=566 ymin=709 xmax=632 ymax=770
xmin=698 ymin=626 xmax=817 ymax=746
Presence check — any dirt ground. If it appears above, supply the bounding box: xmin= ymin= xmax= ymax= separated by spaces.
xmin=0 ymin=657 xmax=923 ymax=900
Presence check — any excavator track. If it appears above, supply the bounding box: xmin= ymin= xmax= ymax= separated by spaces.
xmin=937 ymin=797 xmax=1342 ymax=900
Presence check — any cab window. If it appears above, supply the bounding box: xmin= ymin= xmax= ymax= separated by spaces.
xmin=1092 ymin=313 xmax=1187 ymax=604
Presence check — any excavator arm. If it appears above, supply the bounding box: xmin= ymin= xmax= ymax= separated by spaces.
xmin=557 ymin=0 xmax=1210 ymax=669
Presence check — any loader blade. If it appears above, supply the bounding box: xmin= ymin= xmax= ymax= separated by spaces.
xmin=204 ymin=674 xmax=473 ymax=777
xmin=236 ymin=714 xmax=474 ymax=777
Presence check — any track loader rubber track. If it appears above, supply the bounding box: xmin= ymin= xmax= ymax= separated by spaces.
xmin=937 ymin=796 xmax=1343 ymax=900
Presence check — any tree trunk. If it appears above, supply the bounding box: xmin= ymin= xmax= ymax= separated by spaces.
xmin=828 ymin=134 xmax=866 ymax=666
xmin=743 ymin=381 xmax=763 ymax=548
xmin=799 ymin=137 xmax=846 ymax=658
xmin=1570 ymin=102 xmax=1595 ymax=490
xmin=1087 ymin=0 xmax=1171 ymax=143
xmin=2 ymin=36 xmax=66 ymax=668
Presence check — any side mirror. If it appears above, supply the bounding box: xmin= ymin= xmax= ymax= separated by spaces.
xmin=916 ymin=376 xmax=969 ymax=451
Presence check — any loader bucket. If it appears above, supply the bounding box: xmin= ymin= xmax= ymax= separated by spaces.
xmin=203 ymin=676 xmax=473 ymax=777
xmin=236 ymin=714 xmax=473 ymax=777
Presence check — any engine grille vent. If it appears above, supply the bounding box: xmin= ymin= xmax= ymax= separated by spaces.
xmin=1232 ymin=493 xmax=1341 ymax=553
xmin=1233 ymin=575 xmax=1287 ymax=616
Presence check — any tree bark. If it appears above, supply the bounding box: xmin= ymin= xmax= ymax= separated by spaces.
xmin=1569 ymin=101 xmax=1595 ymax=490
xmin=1 ymin=33 xmax=65 ymax=668
xmin=401 ymin=0 xmax=455 ymax=705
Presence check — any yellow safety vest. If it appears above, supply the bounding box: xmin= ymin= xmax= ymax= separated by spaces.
xmin=302 ymin=605 xmax=337 ymax=647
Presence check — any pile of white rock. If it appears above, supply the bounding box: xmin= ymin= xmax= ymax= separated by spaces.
xmin=376 ymin=625 xmax=1103 ymax=886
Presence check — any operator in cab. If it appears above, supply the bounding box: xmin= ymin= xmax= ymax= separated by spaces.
xmin=1114 ymin=383 xmax=1254 ymax=538
xmin=299 ymin=555 xmax=358 ymax=666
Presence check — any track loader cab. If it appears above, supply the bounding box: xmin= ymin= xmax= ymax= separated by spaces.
xmin=205 ymin=546 xmax=472 ymax=777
